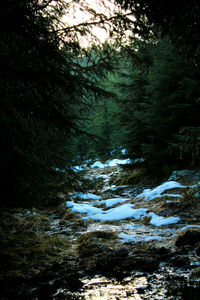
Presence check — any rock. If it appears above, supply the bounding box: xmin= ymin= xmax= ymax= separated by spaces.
xmin=75 ymin=231 xmax=118 ymax=258
xmin=137 ymin=286 xmax=148 ymax=294
xmin=190 ymin=268 xmax=200 ymax=279
xmin=168 ymin=170 xmax=200 ymax=184
xmin=119 ymin=245 xmax=170 ymax=273
xmin=175 ymin=228 xmax=200 ymax=247
xmin=125 ymin=255 xmax=159 ymax=272
xmin=169 ymin=255 xmax=190 ymax=267
xmin=195 ymin=244 xmax=200 ymax=256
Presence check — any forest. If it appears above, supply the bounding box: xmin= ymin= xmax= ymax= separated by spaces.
xmin=1 ymin=0 xmax=200 ymax=207
xmin=1 ymin=0 xmax=200 ymax=299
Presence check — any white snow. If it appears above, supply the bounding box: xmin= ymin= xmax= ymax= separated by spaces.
xmin=146 ymin=212 xmax=180 ymax=226
xmin=133 ymin=158 xmax=145 ymax=163
xmin=166 ymin=200 xmax=173 ymax=204
xmin=164 ymin=194 xmax=183 ymax=198
xmin=94 ymin=197 xmax=130 ymax=208
xmin=106 ymin=158 xmax=132 ymax=167
xmin=119 ymin=233 xmax=164 ymax=243
xmin=19 ymin=211 xmax=37 ymax=217
xmin=72 ymin=165 xmax=84 ymax=172
xmin=90 ymin=158 xmax=132 ymax=169
xmin=90 ymin=161 xmax=106 ymax=169
xmin=136 ymin=181 xmax=185 ymax=201
xmin=71 ymin=192 xmax=102 ymax=200
xmin=66 ymin=201 xmax=102 ymax=215
xmin=110 ymin=185 xmax=129 ymax=191
xmin=180 ymin=225 xmax=200 ymax=231
xmin=89 ymin=204 xmax=148 ymax=221
xmin=66 ymin=199 xmax=180 ymax=226
xmin=121 ymin=148 xmax=127 ymax=155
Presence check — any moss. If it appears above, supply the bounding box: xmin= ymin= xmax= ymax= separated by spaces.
xmin=175 ymin=228 xmax=200 ymax=247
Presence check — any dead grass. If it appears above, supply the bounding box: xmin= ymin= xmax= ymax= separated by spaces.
xmin=75 ymin=231 xmax=119 ymax=258
xmin=0 ymin=209 xmax=71 ymax=280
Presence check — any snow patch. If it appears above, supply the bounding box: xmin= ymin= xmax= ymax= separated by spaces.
xmin=94 ymin=197 xmax=130 ymax=208
xmin=121 ymin=148 xmax=127 ymax=155
xmin=147 ymin=212 xmax=180 ymax=226
xmin=90 ymin=158 xmax=132 ymax=169
xmin=180 ymin=225 xmax=200 ymax=231
xmin=71 ymin=192 xmax=102 ymax=200
xmin=136 ymin=181 xmax=185 ymax=201
xmin=119 ymin=233 xmax=164 ymax=243
xmin=106 ymin=158 xmax=132 ymax=167
xmin=72 ymin=165 xmax=84 ymax=172
xmin=19 ymin=211 xmax=37 ymax=217
xmin=90 ymin=161 xmax=106 ymax=169
xmin=89 ymin=204 xmax=148 ymax=221
xmin=66 ymin=201 xmax=102 ymax=216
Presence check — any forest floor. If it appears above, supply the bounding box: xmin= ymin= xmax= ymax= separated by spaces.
xmin=1 ymin=160 xmax=200 ymax=299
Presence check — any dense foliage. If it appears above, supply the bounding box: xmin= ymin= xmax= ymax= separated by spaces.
xmin=113 ymin=0 xmax=200 ymax=172
xmin=116 ymin=0 xmax=200 ymax=60
xmin=116 ymin=38 xmax=200 ymax=173
xmin=1 ymin=0 xmax=200 ymax=206
xmin=0 ymin=0 xmax=114 ymax=206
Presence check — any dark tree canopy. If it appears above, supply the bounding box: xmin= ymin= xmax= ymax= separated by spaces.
xmin=1 ymin=0 xmax=200 ymax=207
xmin=0 ymin=0 xmax=117 ymax=207
xmin=116 ymin=0 xmax=200 ymax=60
xmin=115 ymin=36 xmax=200 ymax=173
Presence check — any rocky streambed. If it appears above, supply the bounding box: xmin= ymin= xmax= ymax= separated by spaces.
xmin=1 ymin=163 xmax=200 ymax=299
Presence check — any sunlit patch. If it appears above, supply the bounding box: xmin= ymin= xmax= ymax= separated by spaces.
xmin=79 ymin=275 xmax=148 ymax=299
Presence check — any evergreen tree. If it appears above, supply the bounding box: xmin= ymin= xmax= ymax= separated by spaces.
xmin=116 ymin=39 xmax=154 ymax=159
xmin=0 ymin=0 xmax=117 ymax=206
xmin=117 ymin=38 xmax=200 ymax=172
xmin=116 ymin=0 xmax=200 ymax=61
